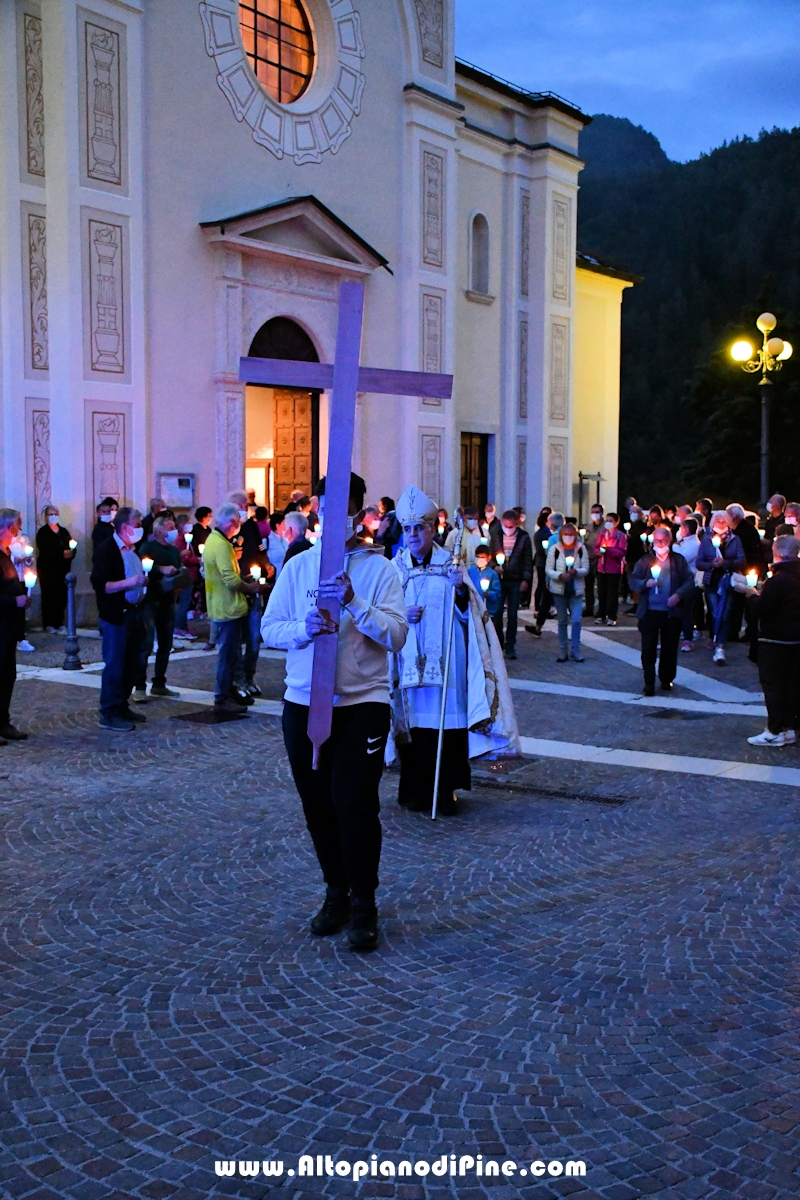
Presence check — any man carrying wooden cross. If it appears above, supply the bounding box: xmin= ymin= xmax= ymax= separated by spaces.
xmin=261 ymin=472 xmax=408 ymax=952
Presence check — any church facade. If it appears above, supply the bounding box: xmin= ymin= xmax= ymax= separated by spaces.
xmin=0 ymin=0 xmax=631 ymax=572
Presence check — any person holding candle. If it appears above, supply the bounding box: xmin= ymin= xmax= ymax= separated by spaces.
xmin=747 ymin=535 xmax=800 ymax=747
xmin=545 ymin=522 xmax=589 ymax=662
xmin=582 ymin=503 xmax=605 ymax=617
xmin=173 ymin=518 xmax=201 ymax=640
xmin=695 ymin=511 xmax=746 ymax=664
xmin=204 ymin=503 xmax=267 ymax=712
xmin=0 ymin=509 xmax=31 ymax=743
xmin=483 ymin=503 xmax=502 ymax=542
xmin=35 ymin=505 xmax=76 ymax=633
xmin=726 ymin=503 xmax=767 ymax=644
xmin=445 ymin=506 xmax=483 ymax=568
xmin=375 ymin=496 xmax=403 ymax=559
xmin=282 ymin=511 xmax=312 ymax=565
xmin=90 ymin=507 xmax=149 ymax=731
xmin=90 ymin=497 xmax=118 ymax=563
xmin=433 ymin=508 xmax=452 ymax=547
xmin=630 ymin=526 xmax=695 ymax=695
xmin=674 ymin=517 xmax=702 ymax=650
xmin=468 ymin=545 xmax=503 ymax=643
xmin=489 ymin=510 xmax=533 ymax=659
xmin=529 ymin=509 xmax=561 ymax=636
xmin=624 ymin=505 xmax=648 ymax=614
xmin=761 ymin=494 xmax=787 ymax=546
xmin=132 ymin=515 xmax=190 ymax=701
xmin=593 ymin=513 xmax=627 ymax=626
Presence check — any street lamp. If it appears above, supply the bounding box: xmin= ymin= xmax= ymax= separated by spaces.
xmin=731 ymin=312 xmax=793 ymax=504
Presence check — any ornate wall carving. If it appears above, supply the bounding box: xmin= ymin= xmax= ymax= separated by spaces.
xmin=550 ymin=319 xmax=569 ymax=423
xmin=414 ymin=0 xmax=444 ymax=68
xmin=552 ymin=195 xmax=571 ymax=302
xmin=32 ymin=408 xmax=51 ymax=517
xmin=420 ymin=429 xmax=443 ymax=504
xmin=548 ymin=437 xmax=568 ymax=511
xmin=84 ymin=21 xmax=121 ymax=185
xmin=23 ymin=12 xmax=45 ymax=178
xmin=421 ymin=290 xmax=444 ymax=406
xmin=520 ymin=191 xmax=530 ymax=297
xmin=215 ymin=373 xmax=246 ymax=498
xmin=27 ymin=212 xmax=48 ymax=371
xmin=199 ymin=0 xmax=365 ymax=166
xmin=92 ymin=411 xmax=125 ymax=501
xmin=88 ymin=219 xmax=124 ymax=373
xmin=421 ymin=149 xmax=444 ymax=268
xmin=518 ymin=318 xmax=528 ymax=420
xmin=517 ymin=437 xmax=527 ymax=509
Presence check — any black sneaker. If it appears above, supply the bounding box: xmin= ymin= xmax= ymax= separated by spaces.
xmin=347 ymin=899 xmax=379 ymax=952
xmin=233 ymin=689 xmax=255 ymax=707
xmin=150 ymin=685 xmax=180 ymax=698
xmin=247 ymin=683 xmax=262 ymax=697
xmin=310 ymin=887 xmax=351 ymax=936
xmin=660 ymin=681 xmax=674 ymax=691
xmin=0 ymin=724 xmax=27 ymax=741
xmin=527 ymin=625 xmax=542 ymax=637
xmin=121 ymin=707 xmax=147 ymax=723
xmin=98 ymin=714 xmax=135 ymax=732
xmin=643 ymin=684 xmax=655 ymax=697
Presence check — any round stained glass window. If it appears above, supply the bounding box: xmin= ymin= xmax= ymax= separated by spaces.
xmin=239 ymin=0 xmax=315 ymax=106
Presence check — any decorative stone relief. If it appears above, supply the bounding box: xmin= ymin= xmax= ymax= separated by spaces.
xmin=243 ymin=257 xmax=338 ymax=300
xmin=32 ymin=409 xmax=51 ymax=516
xmin=518 ymin=318 xmax=528 ymax=420
xmin=548 ymin=437 xmax=568 ymax=511
xmin=517 ymin=437 xmax=527 ymax=510
xmin=414 ymin=0 xmax=444 ymax=68
xmin=420 ymin=429 xmax=443 ymax=505
xmin=88 ymin=219 xmax=124 ymax=373
xmin=27 ymin=213 xmax=48 ymax=371
xmin=421 ymin=291 xmax=443 ymax=405
xmin=520 ymin=191 xmax=530 ymax=297
xmin=199 ymin=0 xmax=365 ymax=166
xmin=550 ymin=319 xmax=569 ymax=423
xmin=23 ymin=12 xmax=45 ymax=178
xmin=84 ymin=22 xmax=121 ymax=185
xmin=92 ymin=412 xmax=125 ymax=501
xmin=215 ymin=373 xmax=246 ymax=498
xmin=552 ymin=195 xmax=571 ymax=302
xmin=421 ymin=149 xmax=444 ymax=268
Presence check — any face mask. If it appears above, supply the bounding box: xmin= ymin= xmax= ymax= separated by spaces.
xmin=676 ymin=531 xmax=684 ymax=542
xmin=164 ymin=529 xmax=179 ymax=544
xmin=345 ymin=516 xmax=355 ymax=539
xmin=183 ymin=524 xmax=193 ymax=534
xmin=502 ymin=525 xmax=515 ymax=535
xmin=238 ymin=510 xmax=248 ymax=521
xmin=127 ymin=527 xmax=143 ymax=544
xmin=562 ymin=537 xmax=576 ymax=547
xmin=48 ymin=515 xmax=58 ymax=526
xmin=100 ymin=514 xmax=113 ymax=523
xmin=604 ymin=522 xmax=614 ymax=531
xmin=655 ymin=544 xmax=670 ymax=557
xmin=592 ymin=513 xmax=602 ymax=524
xmin=466 ymin=519 xmax=478 ymax=530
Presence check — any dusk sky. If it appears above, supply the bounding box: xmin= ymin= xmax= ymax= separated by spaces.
xmin=455 ymin=0 xmax=800 ymax=161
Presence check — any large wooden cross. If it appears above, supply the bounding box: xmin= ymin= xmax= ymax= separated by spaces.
xmin=239 ymin=280 xmax=453 ymax=767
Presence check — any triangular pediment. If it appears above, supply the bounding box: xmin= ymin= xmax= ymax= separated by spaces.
xmin=200 ymin=196 xmax=388 ymax=276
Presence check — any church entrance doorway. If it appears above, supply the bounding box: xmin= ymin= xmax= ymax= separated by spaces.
xmin=460 ymin=432 xmax=488 ymax=511
xmin=245 ymin=318 xmax=321 ymax=511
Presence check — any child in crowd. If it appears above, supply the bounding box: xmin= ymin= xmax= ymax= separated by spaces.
xmin=469 ymin=546 xmax=503 ymax=645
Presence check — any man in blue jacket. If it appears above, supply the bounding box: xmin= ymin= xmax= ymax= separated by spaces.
xmin=630 ymin=526 xmax=695 ymax=696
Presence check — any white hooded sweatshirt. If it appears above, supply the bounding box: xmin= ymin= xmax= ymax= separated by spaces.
xmin=261 ymin=539 xmax=408 ymax=707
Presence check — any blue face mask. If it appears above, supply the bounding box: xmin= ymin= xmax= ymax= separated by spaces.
xmin=164 ymin=529 xmax=179 ymax=544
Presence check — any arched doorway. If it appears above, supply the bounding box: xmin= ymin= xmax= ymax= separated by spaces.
xmin=245 ymin=317 xmax=321 ymax=511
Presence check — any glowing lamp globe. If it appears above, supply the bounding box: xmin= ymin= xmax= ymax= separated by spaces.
xmin=778 ymin=340 xmax=793 ymax=361
xmin=757 ymin=312 xmax=777 ymax=334
xmin=767 ymin=337 xmax=785 ymax=359
xmin=731 ymin=340 xmax=753 ymax=362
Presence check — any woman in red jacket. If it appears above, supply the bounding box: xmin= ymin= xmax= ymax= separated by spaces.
xmin=594 ymin=513 xmax=628 ymax=626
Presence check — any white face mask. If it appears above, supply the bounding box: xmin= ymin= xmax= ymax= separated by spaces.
xmin=655 ymin=544 xmax=670 ymax=558
xmin=345 ymin=516 xmax=355 ymax=539
xmin=502 ymin=525 xmax=515 ymax=535
xmin=604 ymin=522 xmax=614 ymax=531
xmin=466 ymin=519 xmax=478 ymax=530
xmin=562 ymin=536 xmax=576 ymax=547
xmin=183 ymin=524 xmax=193 ymax=534
xmin=100 ymin=513 xmax=113 ymax=523
xmin=48 ymin=514 xmax=59 ymax=525
xmin=164 ymin=529 xmax=179 ymax=544
xmin=126 ymin=526 xmax=143 ymax=544
xmin=592 ymin=513 xmax=603 ymax=524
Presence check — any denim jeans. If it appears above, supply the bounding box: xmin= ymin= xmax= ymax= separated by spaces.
xmin=174 ymin=584 xmax=192 ymax=631
xmin=553 ymin=593 xmax=584 ymax=657
xmin=135 ymin=601 xmax=175 ymax=690
xmin=99 ymin=610 xmax=145 ymax=717
xmin=215 ymin=616 xmax=247 ymax=703
xmin=240 ymin=601 xmax=263 ymax=687
xmin=707 ymin=586 xmax=734 ymax=646
xmin=499 ymin=580 xmax=521 ymax=652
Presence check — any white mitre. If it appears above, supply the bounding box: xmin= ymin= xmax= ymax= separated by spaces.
xmin=395 ymin=485 xmax=438 ymax=526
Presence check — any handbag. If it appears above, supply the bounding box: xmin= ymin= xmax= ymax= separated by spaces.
xmin=731 ymin=572 xmax=748 ymax=594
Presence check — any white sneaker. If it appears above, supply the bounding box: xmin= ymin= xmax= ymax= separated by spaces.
xmin=680 ymin=640 xmax=692 ymax=652
xmin=594 ymin=617 xmax=604 ymax=625
xmin=713 ymin=647 xmax=726 ymax=665
xmin=606 ymin=619 xmax=617 ymax=626
xmin=783 ymin=729 xmax=797 ymax=745
xmin=18 ymin=639 xmax=35 ymax=652
xmin=748 ymin=729 xmax=786 ymax=747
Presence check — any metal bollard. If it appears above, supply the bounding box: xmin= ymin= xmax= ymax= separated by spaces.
xmin=62 ymin=572 xmax=83 ymax=671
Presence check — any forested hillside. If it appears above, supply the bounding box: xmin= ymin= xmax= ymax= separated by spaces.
xmin=578 ymin=118 xmax=800 ymax=507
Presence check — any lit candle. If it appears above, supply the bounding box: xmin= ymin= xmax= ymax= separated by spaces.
xmin=579 ymin=528 xmax=586 ymax=538
xmin=565 ymin=555 xmax=575 ymax=568
xmin=438 ymin=524 xmax=445 ymax=535
xmin=480 ymin=577 xmax=490 ymax=593
xmin=68 ymin=539 xmax=78 ymax=551
xmin=758 ymin=528 xmax=765 ymax=539
xmin=647 ymin=533 xmax=654 ymax=543
xmin=251 ymin=565 xmax=262 ymax=582
xmin=141 ymin=557 xmax=154 ymax=575
xmin=481 ymin=523 xmax=489 ymax=536
xmin=480 ymin=536 xmax=488 ymax=545
xmin=185 ymin=532 xmax=193 ymax=546
xmin=640 ymin=532 xmax=647 ymax=543
xmin=24 ymin=545 xmax=34 ymax=557
xmin=495 ymin=553 xmax=506 ymax=567
xmin=650 ymin=564 xmax=662 ymax=579
xmin=624 ymin=522 xmax=631 ymax=532
xmin=24 ymin=570 xmax=37 ymax=594
xmin=746 ymin=570 xmax=758 ymax=588
xmin=363 ymin=535 xmax=374 ymax=545
xmin=198 ymin=542 xmax=205 ymax=556
xmin=712 ymin=535 xmax=721 ymax=548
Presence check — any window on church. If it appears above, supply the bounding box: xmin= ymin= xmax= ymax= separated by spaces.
xmin=470 ymin=214 xmax=490 ymax=294
xmin=239 ymin=0 xmax=315 ymax=105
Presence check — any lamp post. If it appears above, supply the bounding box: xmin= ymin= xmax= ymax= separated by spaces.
xmin=731 ymin=313 xmax=793 ymax=505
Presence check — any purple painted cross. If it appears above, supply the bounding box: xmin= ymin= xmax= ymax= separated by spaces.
xmin=239 ymin=280 xmax=453 ymax=767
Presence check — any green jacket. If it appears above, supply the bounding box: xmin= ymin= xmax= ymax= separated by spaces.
xmin=204 ymin=530 xmax=248 ymax=622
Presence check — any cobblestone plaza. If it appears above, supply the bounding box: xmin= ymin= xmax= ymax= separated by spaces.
xmin=1 ymin=620 xmax=799 ymax=1199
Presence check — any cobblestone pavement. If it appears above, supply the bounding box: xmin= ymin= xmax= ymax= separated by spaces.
xmin=1 ymin=625 xmax=800 ymax=1199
